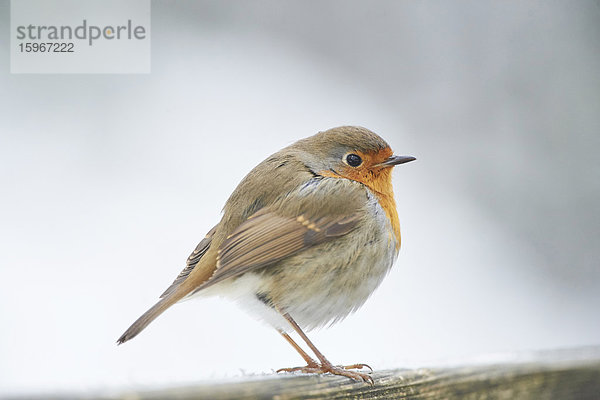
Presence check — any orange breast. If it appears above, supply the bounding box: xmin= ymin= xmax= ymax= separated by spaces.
xmin=319 ymin=167 xmax=401 ymax=250
xmin=364 ymin=169 xmax=401 ymax=250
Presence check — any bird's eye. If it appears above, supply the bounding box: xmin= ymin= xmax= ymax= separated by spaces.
xmin=345 ymin=153 xmax=362 ymax=167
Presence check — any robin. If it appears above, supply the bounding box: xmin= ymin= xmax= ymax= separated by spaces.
xmin=117 ymin=126 xmax=415 ymax=384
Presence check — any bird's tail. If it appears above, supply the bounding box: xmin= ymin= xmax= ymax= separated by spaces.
xmin=117 ymin=250 xmax=217 ymax=345
xmin=117 ymin=293 xmax=180 ymax=345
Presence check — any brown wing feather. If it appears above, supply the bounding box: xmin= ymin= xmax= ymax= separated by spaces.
xmin=159 ymin=225 xmax=217 ymax=298
xmin=195 ymin=209 xmax=361 ymax=289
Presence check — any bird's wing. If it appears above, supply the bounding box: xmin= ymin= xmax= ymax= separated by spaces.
xmin=117 ymin=178 xmax=366 ymax=345
xmin=193 ymin=207 xmax=362 ymax=291
xmin=160 ymin=225 xmax=217 ymax=298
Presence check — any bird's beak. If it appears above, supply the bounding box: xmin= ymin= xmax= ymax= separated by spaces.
xmin=376 ymin=155 xmax=416 ymax=168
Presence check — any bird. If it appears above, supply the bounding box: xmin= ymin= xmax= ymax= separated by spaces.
xmin=117 ymin=126 xmax=415 ymax=384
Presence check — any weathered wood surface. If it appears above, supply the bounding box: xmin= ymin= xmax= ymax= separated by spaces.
xmin=14 ymin=347 xmax=600 ymax=400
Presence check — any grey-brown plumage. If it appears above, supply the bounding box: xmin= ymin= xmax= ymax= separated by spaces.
xmin=117 ymin=126 xmax=414 ymax=384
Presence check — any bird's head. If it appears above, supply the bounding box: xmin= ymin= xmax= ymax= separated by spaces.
xmin=294 ymin=126 xmax=415 ymax=195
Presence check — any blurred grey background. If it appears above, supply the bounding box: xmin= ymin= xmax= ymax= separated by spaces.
xmin=0 ymin=0 xmax=599 ymax=395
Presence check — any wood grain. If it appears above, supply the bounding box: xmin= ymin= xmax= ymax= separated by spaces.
xmin=13 ymin=347 xmax=600 ymax=400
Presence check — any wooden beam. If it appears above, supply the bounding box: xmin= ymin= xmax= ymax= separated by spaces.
xmin=21 ymin=347 xmax=600 ymax=400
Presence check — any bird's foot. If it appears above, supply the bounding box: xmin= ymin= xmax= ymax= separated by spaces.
xmin=277 ymin=362 xmax=374 ymax=384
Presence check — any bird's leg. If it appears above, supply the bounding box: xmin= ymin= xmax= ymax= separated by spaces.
xmin=276 ymin=312 xmax=374 ymax=384
xmin=276 ymin=330 xmax=320 ymax=371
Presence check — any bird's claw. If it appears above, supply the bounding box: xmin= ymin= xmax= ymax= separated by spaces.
xmin=277 ymin=362 xmax=374 ymax=384
xmin=340 ymin=363 xmax=373 ymax=372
